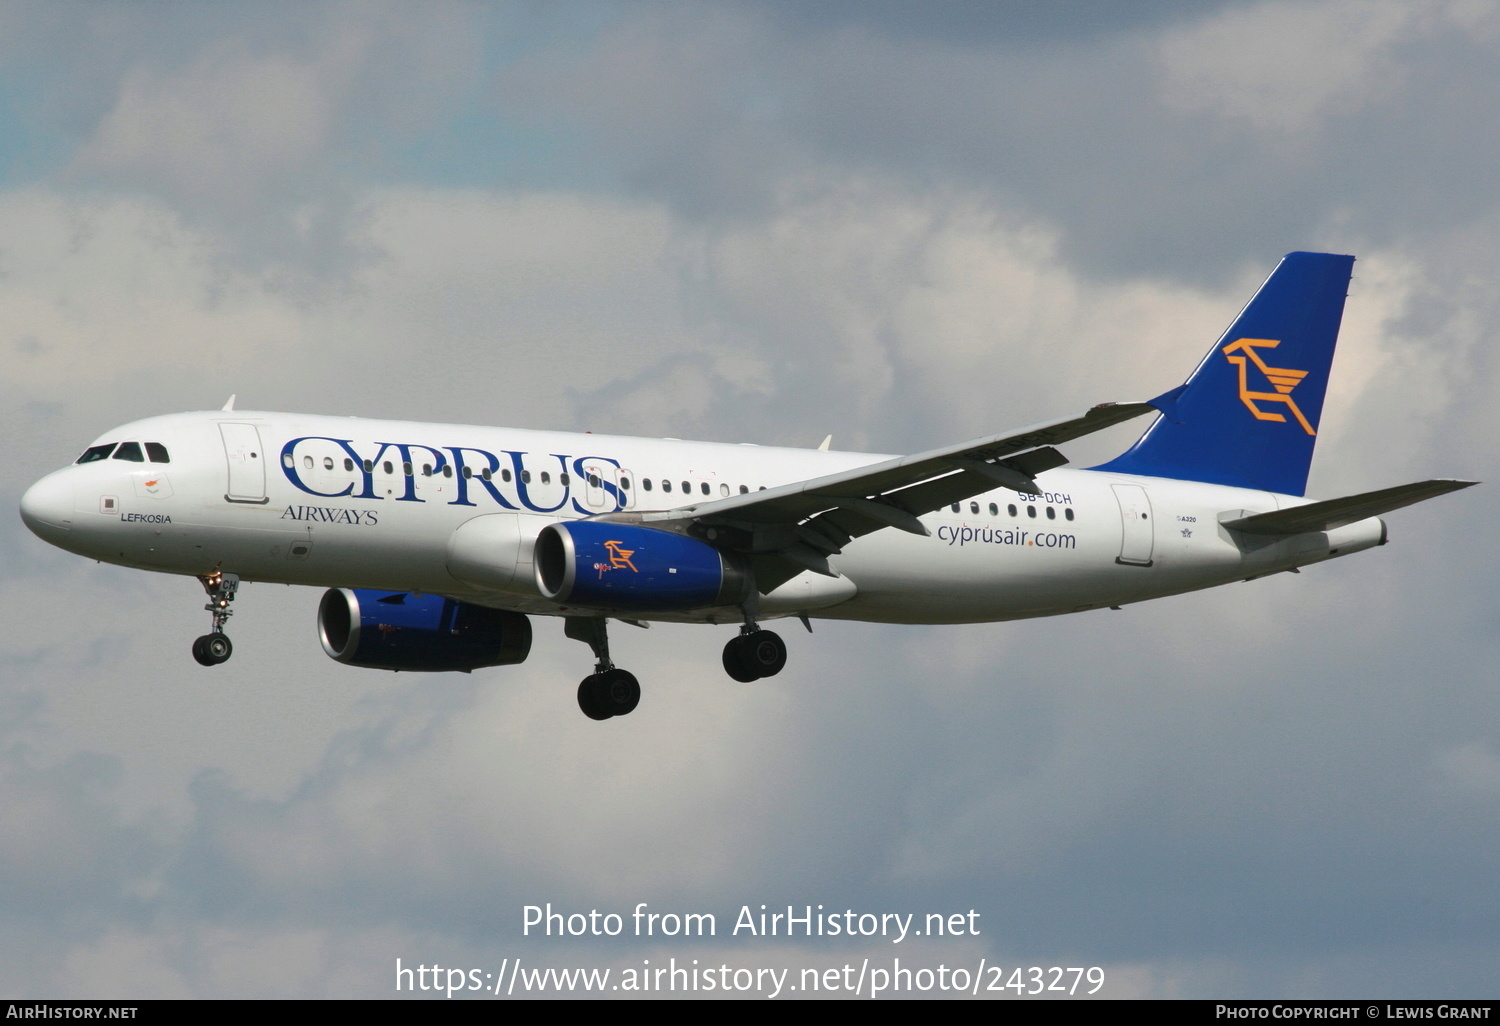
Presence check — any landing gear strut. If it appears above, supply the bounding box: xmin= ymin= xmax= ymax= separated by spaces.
xmin=565 ymin=617 xmax=640 ymax=721
xmin=192 ymin=570 xmax=239 ymax=667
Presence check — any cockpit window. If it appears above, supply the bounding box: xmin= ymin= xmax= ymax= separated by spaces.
xmin=77 ymin=443 xmax=117 ymax=464
xmin=145 ymin=442 xmax=170 ymax=463
xmin=112 ymin=442 xmax=145 ymax=462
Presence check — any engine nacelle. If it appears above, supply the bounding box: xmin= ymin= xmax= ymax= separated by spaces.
xmin=534 ymin=521 xmax=748 ymax=611
xmin=318 ymin=588 xmax=532 ymax=672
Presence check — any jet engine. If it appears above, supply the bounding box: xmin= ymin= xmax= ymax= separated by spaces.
xmin=318 ymin=588 xmax=532 ymax=672
xmin=534 ymin=521 xmax=748 ymax=611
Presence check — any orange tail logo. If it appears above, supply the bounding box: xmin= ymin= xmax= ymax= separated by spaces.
xmin=1222 ymin=337 xmax=1316 ymax=435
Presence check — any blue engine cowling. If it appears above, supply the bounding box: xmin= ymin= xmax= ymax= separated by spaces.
xmin=318 ymin=588 xmax=532 ymax=672
xmin=534 ymin=521 xmax=748 ymax=611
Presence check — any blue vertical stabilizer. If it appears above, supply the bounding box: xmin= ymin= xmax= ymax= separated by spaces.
xmin=1092 ymin=251 xmax=1354 ymax=496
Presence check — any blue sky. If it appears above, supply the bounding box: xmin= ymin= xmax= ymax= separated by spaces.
xmin=2 ymin=0 xmax=1497 ymax=998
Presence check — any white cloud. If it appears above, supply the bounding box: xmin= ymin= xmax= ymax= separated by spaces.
xmin=80 ymin=50 xmax=333 ymax=192
xmin=68 ymin=4 xmax=484 ymax=214
xmin=0 ymin=191 xmax=310 ymax=421
xmin=1156 ymin=0 xmax=1416 ymax=134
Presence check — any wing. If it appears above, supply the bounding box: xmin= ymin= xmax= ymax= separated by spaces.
xmin=612 ymin=400 xmax=1160 ymax=588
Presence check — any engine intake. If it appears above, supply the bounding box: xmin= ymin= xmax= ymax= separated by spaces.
xmin=535 ymin=521 xmax=748 ymax=611
xmin=318 ymin=588 xmax=531 ymax=672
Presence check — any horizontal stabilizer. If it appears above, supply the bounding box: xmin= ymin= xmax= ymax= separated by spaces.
xmin=1221 ymin=479 xmax=1477 ymax=535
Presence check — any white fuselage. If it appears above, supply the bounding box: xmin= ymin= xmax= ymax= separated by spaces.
xmin=20 ymin=410 xmax=1385 ymax=626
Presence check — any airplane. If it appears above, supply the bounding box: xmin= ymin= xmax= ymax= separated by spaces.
xmin=18 ymin=251 xmax=1475 ymax=721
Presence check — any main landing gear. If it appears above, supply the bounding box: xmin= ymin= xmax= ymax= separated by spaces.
xmin=565 ymin=617 xmax=641 ymax=721
xmin=722 ymin=625 xmax=787 ymax=682
xmin=192 ymin=570 xmax=239 ymax=667
xmin=562 ymin=613 xmax=791 ymax=720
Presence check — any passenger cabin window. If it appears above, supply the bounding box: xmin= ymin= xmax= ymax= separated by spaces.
xmin=1065 ymin=508 xmax=1075 ymax=521
xmin=363 ymin=459 xmax=373 ymax=473
xmin=443 ymin=465 xmax=452 ymax=479
xmin=145 ymin=442 xmax=170 ymax=463
xmin=739 ymin=485 xmax=748 ymax=494
xmin=662 ymin=480 xmax=672 ymax=493
xmin=701 ymin=482 xmax=710 ymax=496
xmin=344 ymin=458 xmax=354 ymax=472
xmin=681 ymin=481 xmax=689 ymax=494
xmin=78 ymin=444 xmax=116 ymax=464
xmin=540 ymin=472 xmax=550 ymax=485
xmin=323 ymin=457 xmax=334 ymax=471
xmin=644 ymin=479 xmax=654 ymax=492
xmin=559 ymin=473 xmax=569 ymax=486
xmin=620 ymin=477 xmax=631 ymax=491
xmin=112 ymin=442 xmax=145 ymax=462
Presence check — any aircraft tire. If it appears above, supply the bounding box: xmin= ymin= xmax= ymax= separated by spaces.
xmin=746 ymin=630 xmax=786 ymax=678
xmin=722 ymin=636 xmax=760 ymax=682
xmin=193 ymin=633 xmax=232 ymax=666
xmin=600 ymin=668 xmax=640 ymax=716
xmin=578 ymin=675 xmax=614 ymax=720
xmin=204 ymin=633 xmax=233 ymax=664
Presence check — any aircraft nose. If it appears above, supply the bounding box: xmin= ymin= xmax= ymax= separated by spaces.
xmin=19 ymin=470 xmax=74 ymax=541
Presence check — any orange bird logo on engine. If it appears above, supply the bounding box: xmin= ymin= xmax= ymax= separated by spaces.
xmin=603 ymin=540 xmax=637 ymax=572
xmin=1222 ymin=337 xmax=1316 ymax=435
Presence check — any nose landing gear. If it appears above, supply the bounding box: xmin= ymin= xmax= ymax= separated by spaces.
xmin=192 ymin=570 xmax=239 ymax=666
